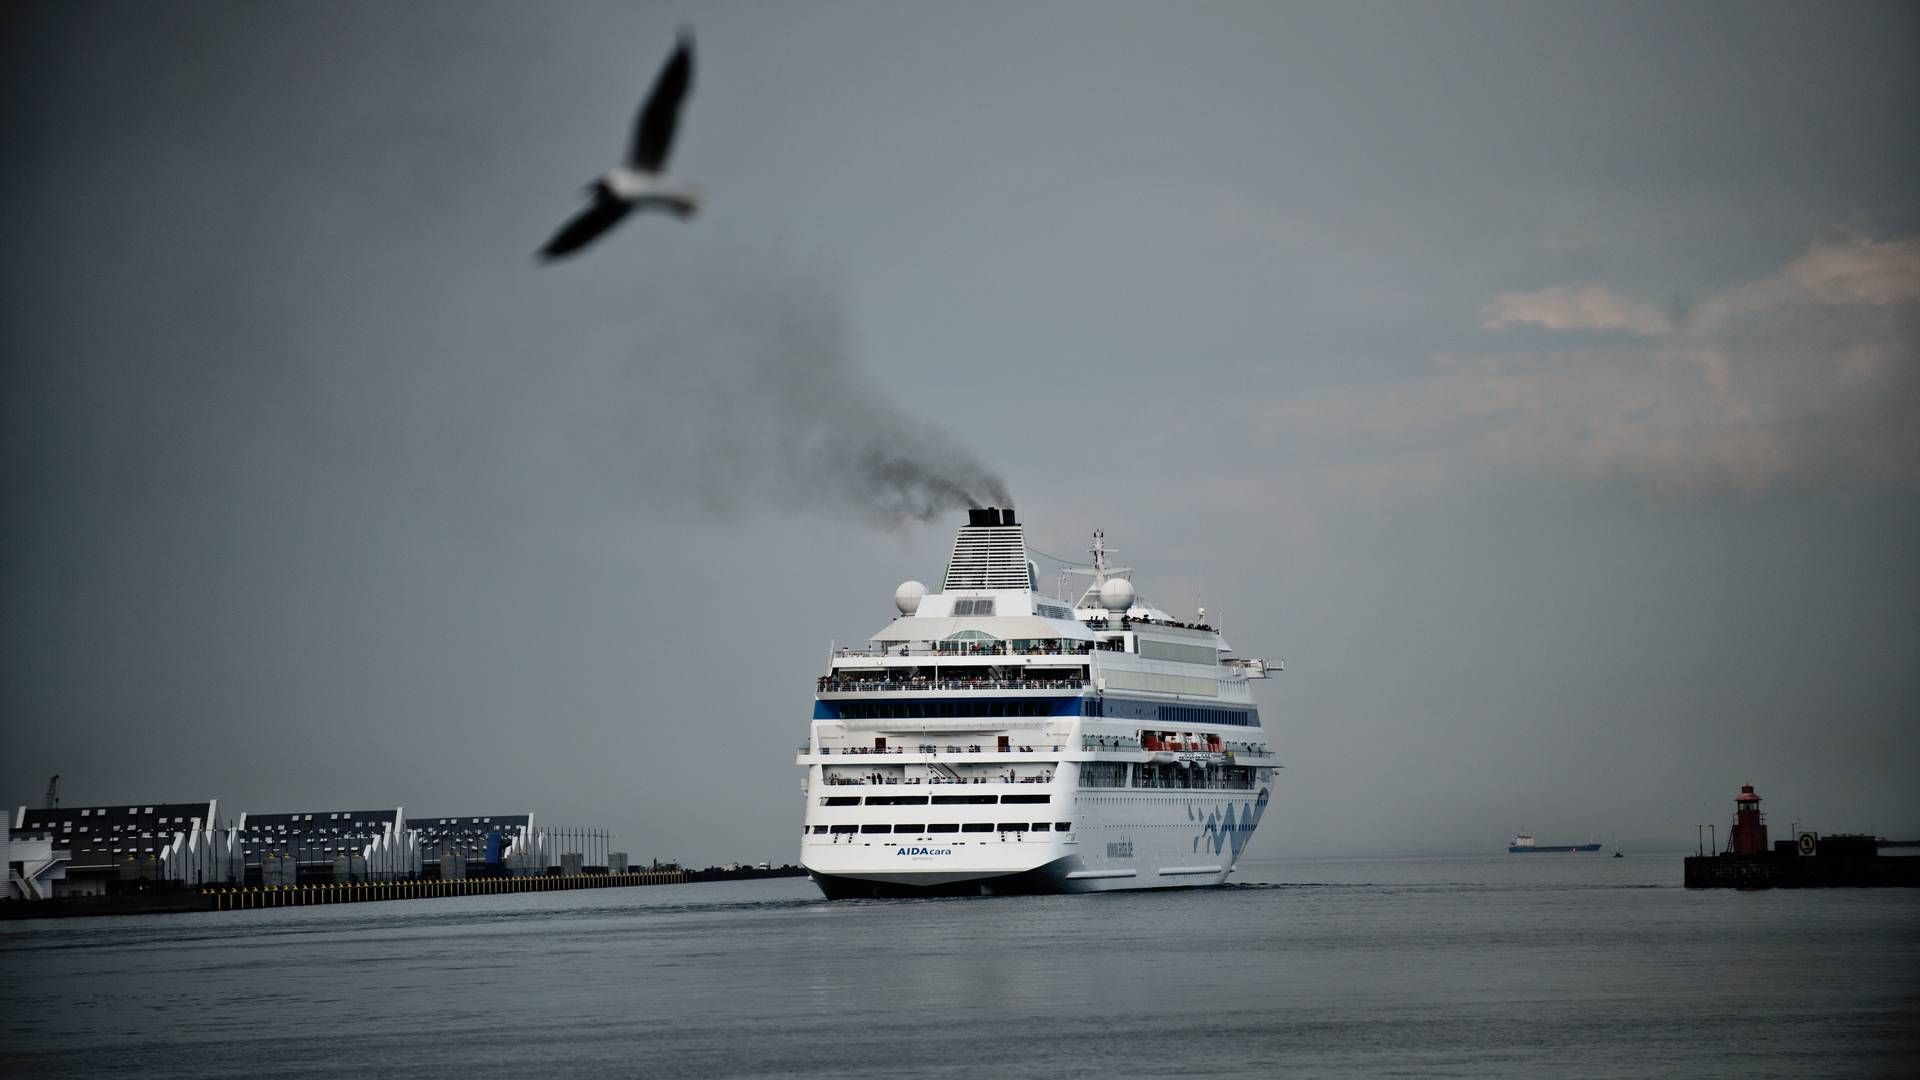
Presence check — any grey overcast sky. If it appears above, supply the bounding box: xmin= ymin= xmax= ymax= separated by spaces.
xmin=3 ymin=1 xmax=1916 ymax=861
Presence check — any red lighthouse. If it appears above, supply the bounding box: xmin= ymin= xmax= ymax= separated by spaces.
xmin=1728 ymin=784 xmax=1768 ymax=854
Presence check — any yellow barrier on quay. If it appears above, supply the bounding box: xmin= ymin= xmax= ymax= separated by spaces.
xmin=204 ymin=871 xmax=690 ymax=911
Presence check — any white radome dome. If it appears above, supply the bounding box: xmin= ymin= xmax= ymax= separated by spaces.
xmin=1099 ymin=578 xmax=1136 ymax=613
xmin=894 ymin=580 xmax=928 ymax=615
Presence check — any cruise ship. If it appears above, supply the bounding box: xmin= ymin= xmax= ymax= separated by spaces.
xmin=797 ymin=508 xmax=1279 ymax=898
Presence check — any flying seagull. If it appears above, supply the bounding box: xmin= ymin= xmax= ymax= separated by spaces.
xmin=539 ymin=31 xmax=698 ymax=261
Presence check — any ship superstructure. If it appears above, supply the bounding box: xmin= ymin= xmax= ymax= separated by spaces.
xmin=796 ymin=508 xmax=1279 ymax=897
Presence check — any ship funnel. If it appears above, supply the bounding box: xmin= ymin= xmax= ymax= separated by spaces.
xmin=965 ymin=506 xmax=1018 ymax=527
xmin=944 ymin=507 xmax=1030 ymax=590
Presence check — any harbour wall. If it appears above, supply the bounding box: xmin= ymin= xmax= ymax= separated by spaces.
xmin=3 ymin=869 xmax=689 ymax=919
xmin=1683 ymin=853 xmax=1920 ymax=889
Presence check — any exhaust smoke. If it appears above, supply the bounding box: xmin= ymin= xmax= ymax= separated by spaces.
xmin=594 ymin=271 xmax=1012 ymax=525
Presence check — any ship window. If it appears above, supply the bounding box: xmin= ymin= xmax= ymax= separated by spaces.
xmin=1032 ymin=823 xmax=1050 ymax=831
xmin=823 ymin=797 xmax=860 ymax=806
xmin=892 ymin=824 xmax=924 ymax=833
xmin=860 ymin=824 xmax=891 ymax=834
xmin=829 ymin=825 xmax=858 ymax=834
xmin=998 ymin=823 xmax=1029 ymax=832
xmin=939 ymin=702 xmax=954 ymax=718
xmin=961 ymin=823 xmax=993 ymax=833
xmin=1002 ymin=794 xmax=1050 ymax=804
xmin=952 ymin=599 xmax=995 ymax=617
xmin=1055 ymin=822 xmax=1071 ymax=831
xmin=865 ymin=795 xmax=928 ymax=806
xmin=811 ymin=826 xmax=828 ymax=834
xmin=928 ymin=824 xmax=959 ymax=833
xmin=989 ymin=702 xmax=1004 ymax=717
xmin=932 ymin=794 xmax=998 ymax=805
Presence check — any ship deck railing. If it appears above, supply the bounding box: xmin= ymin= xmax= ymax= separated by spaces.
xmin=797 ymin=740 xmax=1276 ymax=759
xmin=835 ymin=643 xmax=1098 ymax=659
xmin=817 ymin=677 xmax=1087 ymax=693
xmin=820 ymin=774 xmax=1056 ymax=786
xmin=1082 ymin=616 xmax=1215 ymax=632
xmin=808 ymin=743 xmax=1066 ymax=756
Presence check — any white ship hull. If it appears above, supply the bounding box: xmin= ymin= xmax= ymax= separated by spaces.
xmin=801 ymin=774 xmax=1271 ymax=898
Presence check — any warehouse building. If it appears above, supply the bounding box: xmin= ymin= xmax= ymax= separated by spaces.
xmin=10 ymin=798 xmax=591 ymax=896
xmin=11 ymin=801 xmax=219 ymax=896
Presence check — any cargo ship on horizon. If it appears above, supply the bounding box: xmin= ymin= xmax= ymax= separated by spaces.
xmin=1509 ymin=833 xmax=1602 ymax=853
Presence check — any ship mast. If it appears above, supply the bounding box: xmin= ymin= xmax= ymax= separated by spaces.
xmin=1055 ymin=530 xmax=1134 ymax=608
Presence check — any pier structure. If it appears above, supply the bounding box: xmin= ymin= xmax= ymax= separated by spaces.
xmin=1683 ymin=783 xmax=1920 ymax=889
xmin=204 ymin=869 xmax=689 ymax=910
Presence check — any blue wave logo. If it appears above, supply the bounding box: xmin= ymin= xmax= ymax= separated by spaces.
xmin=1189 ymin=788 xmax=1270 ymax=857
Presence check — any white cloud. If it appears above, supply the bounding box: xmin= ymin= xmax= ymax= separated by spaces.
xmin=1781 ymin=235 xmax=1920 ymax=307
xmin=1483 ymin=284 xmax=1672 ymax=336
xmin=1249 ymin=236 xmax=1920 ymax=499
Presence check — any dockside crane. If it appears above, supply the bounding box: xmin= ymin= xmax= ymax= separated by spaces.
xmin=43 ymin=774 xmax=60 ymax=809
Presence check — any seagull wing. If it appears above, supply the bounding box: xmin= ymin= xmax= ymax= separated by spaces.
xmin=627 ymin=32 xmax=694 ymax=173
xmin=538 ymin=192 xmax=633 ymax=261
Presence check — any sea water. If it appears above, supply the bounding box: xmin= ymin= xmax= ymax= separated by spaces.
xmin=4 ymin=853 xmax=1916 ymax=1077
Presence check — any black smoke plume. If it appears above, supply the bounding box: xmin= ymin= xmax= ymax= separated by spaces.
xmin=583 ymin=271 xmax=1013 ymax=525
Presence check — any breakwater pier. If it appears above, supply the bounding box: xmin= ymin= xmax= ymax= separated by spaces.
xmin=207 ymin=869 xmax=690 ymax=910
xmin=1682 ymin=784 xmax=1919 ymax=890
xmin=1684 ymin=836 xmax=1920 ymax=889
xmin=4 ymin=864 xmax=808 ymax=919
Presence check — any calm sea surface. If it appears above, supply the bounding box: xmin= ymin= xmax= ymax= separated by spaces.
xmin=4 ymin=853 xmax=1916 ymax=1078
